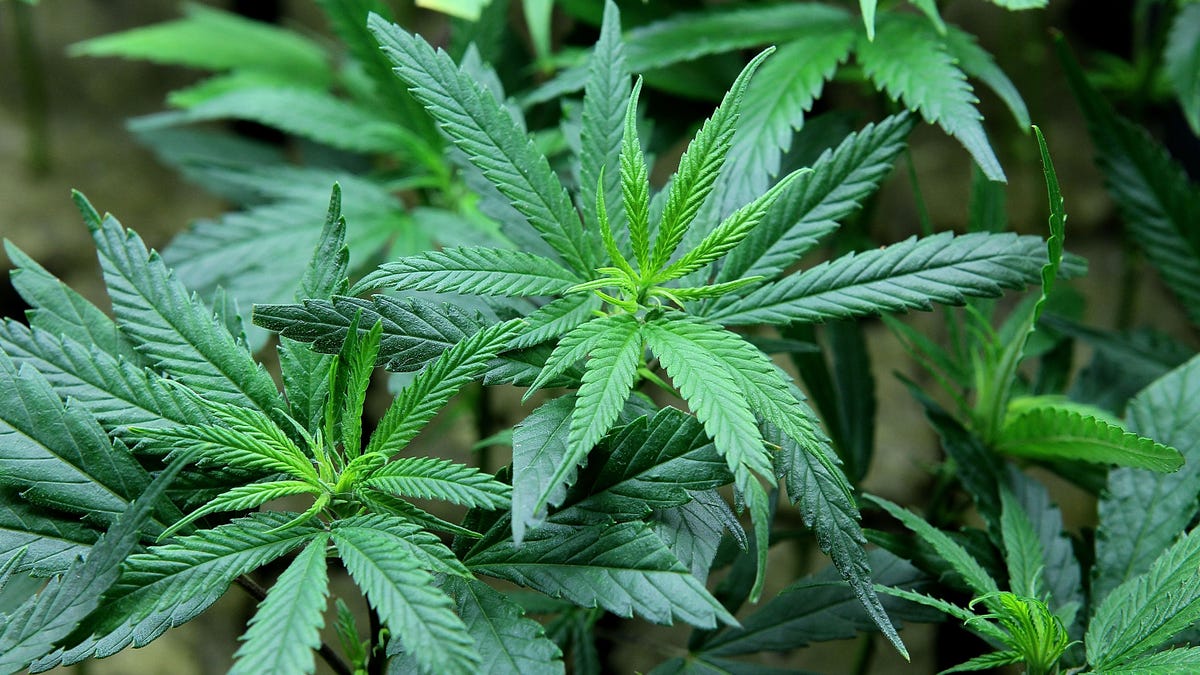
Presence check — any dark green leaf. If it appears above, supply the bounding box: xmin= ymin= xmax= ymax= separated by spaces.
xmin=709 ymin=232 xmax=1045 ymax=326
xmin=254 ymin=295 xmax=486 ymax=373
xmin=511 ymin=396 xmax=574 ymax=543
xmin=561 ymin=407 xmax=729 ymax=520
xmin=1058 ymin=37 xmax=1200 ymax=323
xmin=0 ymin=462 xmax=184 ymax=674
xmin=702 ymin=550 xmax=926 ymax=655
xmin=42 ymin=512 xmax=320 ymax=667
xmin=468 ymin=520 xmax=735 ymax=628
xmin=87 ymin=204 xmax=284 ymax=422
xmin=0 ymin=353 xmax=150 ymax=523
xmin=776 ymin=432 xmax=906 ymax=658
xmin=1087 ymin=524 xmax=1200 ymax=670
xmin=444 ymin=577 xmax=565 ymax=675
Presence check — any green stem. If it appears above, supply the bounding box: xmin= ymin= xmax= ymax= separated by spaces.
xmin=638 ymin=366 xmax=678 ymax=398
xmin=904 ymin=149 xmax=935 ymax=238
xmin=852 ymin=633 xmax=876 ymax=675
xmin=474 ymin=383 xmax=494 ymax=474
xmin=11 ymin=1 xmax=50 ymax=175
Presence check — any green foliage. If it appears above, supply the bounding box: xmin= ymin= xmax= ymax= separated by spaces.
xmin=13 ymin=1 xmax=1200 ymax=673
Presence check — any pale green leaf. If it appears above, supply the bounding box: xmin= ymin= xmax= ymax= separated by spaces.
xmin=355 ymin=247 xmax=580 ymax=297
xmin=313 ymin=0 xmax=437 ymax=135
xmin=941 ymin=651 xmax=1024 ymax=673
xmin=1094 ymin=355 xmax=1200 ymax=603
xmin=996 ymin=405 xmax=1182 ymax=472
xmin=369 ymin=16 xmax=593 ymax=275
xmin=697 ymin=25 xmax=856 ymax=229
xmin=999 ymin=488 xmax=1046 ymax=599
xmin=564 ymin=315 xmax=642 ymax=495
xmin=907 ymin=0 xmax=946 ymax=33
xmin=134 ymin=406 xmax=316 ymax=483
xmin=659 ymin=169 xmax=807 ymax=282
xmin=70 ymin=3 xmax=331 ymax=87
xmin=366 ymin=319 xmax=523 ymax=456
xmin=509 ymin=295 xmax=603 ymax=350
xmin=333 ymin=515 xmax=470 ymax=578
xmin=417 ymin=0 xmax=490 ymax=20
xmin=524 ymin=315 xmax=622 ymax=398
xmin=331 ymin=524 xmax=480 ymax=674
xmin=42 ymin=513 xmax=322 ymax=667
xmin=857 ymin=13 xmax=1004 ymax=181
xmin=1098 ymin=647 xmax=1200 ymax=675
xmin=160 ymin=481 xmax=321 ymax=541
xmin=713 ymin=113 xmax=914 ymax=286
xmin=1087 ymin=525 xmax=1200 ymax=670
xmin=859 ymin=0 xmax=877 ymax=39
xmin=229 ymin=535 xmax=329 ymax=675
xmin=867 ymin=495 xmax=1000 ymax=600
xmin=165 ymin=172 xmax=402 ymax=342
xmin=987 ymin=0 xmax=1048 ymax=8
xmin=468 ymin=520 xmax=736 ymax=628
xmin=171 ymin=87 xmax=409 ymax=154
xmin=363 ymin=457 xmax=511 ymax=509
xmin=641 ymin=319 xmax=770 ymax=482
xmin=622 ymin=78 xmax=652 ymax=271
xmin=579 ymin=1 xmax=628 ymax=249
xmin=524 ymin=4 xmax=854 ymax=106
xmin=708 ymin=232 xmax=1045 ymax=326
xmin=444 ymin=577 xmax=565 ymax=675
xmin=651 ymin=49 xmax=773 ymax=271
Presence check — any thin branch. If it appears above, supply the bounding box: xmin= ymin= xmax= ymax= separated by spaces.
xmin=235 ymin=575 xmax=354 ymax=675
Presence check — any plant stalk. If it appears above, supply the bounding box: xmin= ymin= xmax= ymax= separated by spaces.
xmin=235 ymin=575 xmax=353 ymax=675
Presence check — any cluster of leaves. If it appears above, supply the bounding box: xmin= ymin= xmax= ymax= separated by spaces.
xmin=5 ymin=0 xmax=1200 ymax=674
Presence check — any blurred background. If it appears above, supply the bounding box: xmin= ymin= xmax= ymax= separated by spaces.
xmin=2 ymin=1 xmax=1197 ymax=673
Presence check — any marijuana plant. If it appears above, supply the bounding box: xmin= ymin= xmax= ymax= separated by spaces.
xmin=0 ymin=188 xmax=550 ymax=674
xmin=257 ymin=1 xmax=1053 ymax=664
xmin=8 ymin=1 xmax=1196 ymax=673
